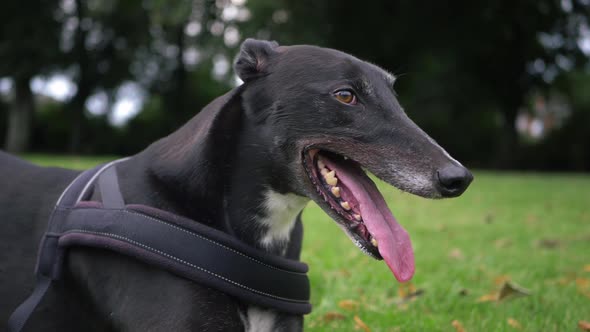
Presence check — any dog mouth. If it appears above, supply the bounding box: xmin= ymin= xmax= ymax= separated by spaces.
xmin=302 ymin=148 xmax=415 ymax=282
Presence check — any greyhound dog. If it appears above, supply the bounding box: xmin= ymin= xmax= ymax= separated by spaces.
xmin=0 ymin=39 xmax=472 ymax=331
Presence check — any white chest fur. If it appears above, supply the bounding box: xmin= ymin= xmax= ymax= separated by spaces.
xmin=242 ymin=307 xmax=277 ymax=332
xmin=257 ymin=189 xmax=309 ymax=250
xmin=241 ymin=190 xmax=308 ymax=331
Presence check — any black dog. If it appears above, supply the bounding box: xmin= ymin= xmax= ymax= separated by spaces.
xmin=0 ymin=39 xmax=472 ymax=331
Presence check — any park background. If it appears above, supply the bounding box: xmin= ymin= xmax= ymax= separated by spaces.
xmin=1 ymin=0 xmax=589 ymax=331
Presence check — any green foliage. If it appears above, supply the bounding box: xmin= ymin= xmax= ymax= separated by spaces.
xmin=2 ymin=0 xmax=590 ymax=170
xmin=0 ymin=0 xmax=61 ymax=79
xmin=22 ymin=154 xmax=116 ymax=169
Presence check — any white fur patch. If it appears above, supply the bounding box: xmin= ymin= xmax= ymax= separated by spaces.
xmin=258 ymin=190 xmax=309 ymax=249
xmin=242 ymin=191 xmax=308 ymax=331
xmin=244 ymin=307 xmax=276 ymax=332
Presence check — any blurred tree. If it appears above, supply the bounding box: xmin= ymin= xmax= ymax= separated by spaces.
xmin=2 ymin=0 xmax=588 ymax=170
xmin=141 ymin=0 xmax=237 ymax=132
xmin=141 ymin=0 xmax=200 ymax=133
xmin=58 ymin=0 xmax=151 ymax=152
xmin=18 ymin=0 xmax=239 ymax=155
xmin=0 ymin=0 xmax=61 ymax=153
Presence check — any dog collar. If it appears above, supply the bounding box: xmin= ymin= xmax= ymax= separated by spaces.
xmin=8 ymin=159 xmax=311 ymax=332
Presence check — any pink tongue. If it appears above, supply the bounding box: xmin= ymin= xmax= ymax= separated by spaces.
xmin=323 ymin=159 xmax=415 ymax=282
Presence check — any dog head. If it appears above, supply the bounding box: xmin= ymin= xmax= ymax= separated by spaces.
xmin=233 ymin=39 xmax=473 ymax=282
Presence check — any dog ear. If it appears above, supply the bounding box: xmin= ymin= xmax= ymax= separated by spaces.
xmin=234 ymin=38 xmax=279 ymax=82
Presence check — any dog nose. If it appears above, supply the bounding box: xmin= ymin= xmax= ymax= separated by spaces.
xmin=436 ymin=165 xmax=473 ymax=197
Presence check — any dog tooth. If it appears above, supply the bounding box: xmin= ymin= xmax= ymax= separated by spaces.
xmin=324 ymin=170 xmax=338 ymax=186
xmin=353 ymin=213 xmax=362 ymax=221
xmin=371 ymin=237 xmax=378 ymax=247
xmin=340 ymin=201 xmax=351 ymax=210
xmin=326 ymin=177 xmax=338 ymax=186
xmin=344 ymin=156 xmax=349 ymax=160
xmin=320 ymin=168 xmax=329 ymax=176
xmin=331 ymin=186 xmax=341 ymax=197
xmin=317 ymin=159 xmax=325 ymax=169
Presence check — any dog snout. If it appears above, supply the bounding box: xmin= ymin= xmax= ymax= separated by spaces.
xmin=436 ymin=164 xmax=473 ymax=197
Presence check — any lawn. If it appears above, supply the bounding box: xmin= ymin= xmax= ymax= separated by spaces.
xmin=25 ymin=155 xmax=590 ymax=331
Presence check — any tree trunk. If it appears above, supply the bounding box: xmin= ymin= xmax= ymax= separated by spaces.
xmin=4 ymin=77 xmax=34 ymax=153
xmin=68 ymin=0 xmax=90 ymax=154
xmin=169 ymin=24 xmax=187 ymax=127
xmin=67 ymin=87 xmax=89 ymax=153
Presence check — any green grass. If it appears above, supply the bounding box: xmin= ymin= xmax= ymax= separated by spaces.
xmin=301 ymin=172 xmax=590 ymax=331
xmin=23 ymin=154 xmax=117 ymax=170
xmin=25 ymin=155 xmax=590 ymax=331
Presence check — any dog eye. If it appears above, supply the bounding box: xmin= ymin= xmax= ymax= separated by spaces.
xmin=334 ymin=90 xmax=357 ymax=105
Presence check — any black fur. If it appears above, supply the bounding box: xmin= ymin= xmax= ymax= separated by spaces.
xmin=1 ymin=39 xmax=471 ymax=331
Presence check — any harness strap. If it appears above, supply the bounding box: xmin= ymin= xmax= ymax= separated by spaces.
xmin=7 ymin=161 xmax=112 ymax=332
xmin=6 ymin=276 xmax=51 ymax=332
xmin=8 ymin=159 xmax=311 ymax=331
xmin=98 ymin=165 xmax=125 ymax=209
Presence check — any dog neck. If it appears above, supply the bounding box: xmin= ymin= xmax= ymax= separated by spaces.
xmin=222 ymin=131 xmax=310 ymax=256
xmin=118 ymin=101 xmax=309 ymax=258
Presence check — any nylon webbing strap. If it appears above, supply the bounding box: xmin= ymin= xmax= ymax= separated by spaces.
xmin=6 ymin=276 xmax=51 ymax=332
xmin=98 ymin=165 xmax=125 ymax=209
xmin=7 ymin=159 xmax=311 ymax=331
xmin=7 ymin=159 xmax=128 ymax=332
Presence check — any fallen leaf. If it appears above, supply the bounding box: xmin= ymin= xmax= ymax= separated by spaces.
xmin=576 ymin=278 xmax=590 ymax=289
xmin=584 ymin=265 xmax=590 ymax=273
xmin=398 ymin=282 xmax=417 ymax=298
xmin=579 ymin=320 xmax=590 ymax=331
xmin=494 ymin=275 xmax=511 ymax=285
xmin=498 ymin=281 xmax=531 ymax=301
xmin=338 ymin=299 xmax=360 ymax=311
xmin=449 ymin=248 xmax=464 ymax=260
xmin=452 ymin=319 xmax=466 ymax=332
xmin=576 ymin=278 xmax=590 ymax=298
xmin=396 ymin=282 xmax=424 ymax=303
xmin=477 ymin=280 xmax=530 ymax=303
xmin=322 ymin=311 xmax=346 ymax=322
xmin=354 ymin=315 xmax=371 ymax=332
xmin=476 ymin=292 xmax=497 ymax=303
xmin=538 ymin=238 xmax=561 ymax=249
xmin=507 ymin=318 xmax=523 ymax=330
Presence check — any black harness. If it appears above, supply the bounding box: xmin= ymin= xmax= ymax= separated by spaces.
xmin=7 ymin=159 xmax=311 ymax=332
